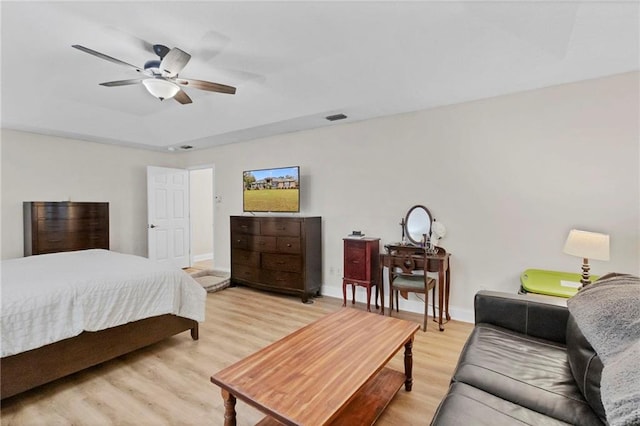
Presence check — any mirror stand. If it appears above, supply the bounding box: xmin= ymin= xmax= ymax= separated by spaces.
xmin=399 ymin=217 xmax=407 ymax=245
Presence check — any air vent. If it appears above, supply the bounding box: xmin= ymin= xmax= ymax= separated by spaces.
xmin=180 ymin=145 xmax=193 ymax=150
xmin=326 ymin=113 xmax=347 ymax=122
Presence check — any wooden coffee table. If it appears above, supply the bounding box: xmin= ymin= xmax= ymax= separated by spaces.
xmin=210 ymin=308 xmax=420 ymax=425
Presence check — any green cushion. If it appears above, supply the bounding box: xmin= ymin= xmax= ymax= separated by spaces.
xmin=392 ymin=275 xmax=434 ymax=290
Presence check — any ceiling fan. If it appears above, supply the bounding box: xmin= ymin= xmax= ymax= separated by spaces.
xmin=72 ymin=44 xmax=236 ymax=104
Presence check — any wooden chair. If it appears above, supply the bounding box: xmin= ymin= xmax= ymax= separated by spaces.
xmin=388 ymin=247 xmax=441 ymax=331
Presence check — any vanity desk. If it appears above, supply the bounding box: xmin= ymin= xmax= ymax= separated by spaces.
xmin=379 ymin=244 xmax=451 ymax=331
xmin=379 ymin=204 xmax=451 ymax=331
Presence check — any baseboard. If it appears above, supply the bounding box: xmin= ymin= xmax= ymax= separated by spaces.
xmin=321 ymin=285 xmax=474 ymax=324
xmin=192 ymin=253 xmax=213 ymax=263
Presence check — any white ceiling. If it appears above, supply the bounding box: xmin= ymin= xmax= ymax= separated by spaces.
xmin=1 ymin=1 xmax=638 ymax=152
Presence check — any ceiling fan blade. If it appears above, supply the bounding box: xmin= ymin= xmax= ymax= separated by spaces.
xmin=99 ymin=78 xmax=144 ymax=87
xmin=175 ymin=78 xmax=236 ymax=95
xmin=104 ymin=27 xmax=154 ymax=54
xmin=173 ymin=89 xmax=193 ymax=105
xmin=72 ymin=45 xmax=143 ymax=73
xmin=160 ymin=48 xmax=191 ymax=77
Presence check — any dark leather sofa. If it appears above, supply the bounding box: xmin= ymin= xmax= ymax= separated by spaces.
xmin=431 ymin=291 xmax=606 ymax=425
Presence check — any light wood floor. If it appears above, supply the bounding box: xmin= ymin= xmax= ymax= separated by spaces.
xmin=183 ymin=259 xmax=215 ymax=275
xmin=0 ymin=287 xmax=473 ymax=425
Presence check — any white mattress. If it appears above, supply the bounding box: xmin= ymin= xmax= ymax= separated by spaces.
xmin=1 ymin=249 xmax=206 ymax=357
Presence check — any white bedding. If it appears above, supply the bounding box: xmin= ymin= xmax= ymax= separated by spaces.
xmin=1 ymin=249 xmax=206 ymax=357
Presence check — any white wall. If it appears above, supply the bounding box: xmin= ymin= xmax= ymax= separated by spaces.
xmin=2 ymin=72 xmax=638 ymax=320
xmin=1 ymin=130 xmax=176 ymax=258
xmin=182 ymin=72 xmax=640 ymax=320
xmin=189 ymin=168 xmax=214 ymax=261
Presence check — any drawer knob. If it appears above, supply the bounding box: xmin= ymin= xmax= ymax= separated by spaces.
xmin=287 ymin=243 xmax=292 ymax=247
xmin=352 ymin=260 xmax=360 ymax=264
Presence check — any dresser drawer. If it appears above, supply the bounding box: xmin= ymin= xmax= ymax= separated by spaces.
xmin=36 ymin=233 xmax=108 ymax=252
xmin=232 ymin=264 xmax=259 ymax=282
xmin=36 ymin=229 xmax=74 ymax=245
xmin=36 ymin=219 xmax=68 ymax=232
xmin=231 ymin=234 xmax=252 ymax=250
xmin=36 ymin=234 xmax=72 ymax=252
xmin=37 ymin=218 xmax=107 ymax=233
xmin=262 ymin=253 xmax=302 ymax=273
xmin=231 ymin=218 xmax=259 ymax=235
xmin=232 ymin=249 xmax=260 ymax=267
xmin=251 ymin=236 xmax=276 ymax=252
xmin=344 ymin=246 xmax=367 ymax=280
xmin=276 ymin=237 xmax=301 ymax=254
xmin=261 ymin=220 xmax=300 ymax=237
xmin=260 ymin=269 xmax=303 ymax=290
xmin=36 ymin=204 xmax=107 ymax=220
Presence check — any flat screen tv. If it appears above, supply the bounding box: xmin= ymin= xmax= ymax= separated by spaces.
xmin=243 ymin=166 xmax=300 ymax=213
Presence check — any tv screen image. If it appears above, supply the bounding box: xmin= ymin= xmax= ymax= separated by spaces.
xmin=243 ymin=166 xmax=300 ymax=212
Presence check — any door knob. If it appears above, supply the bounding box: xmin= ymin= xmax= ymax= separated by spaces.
xmin=149 ymin=224 xmax=157 ymax=229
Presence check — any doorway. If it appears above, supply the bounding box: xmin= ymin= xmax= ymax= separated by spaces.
xmin=189 ymin=166 xmax=215 ymax=269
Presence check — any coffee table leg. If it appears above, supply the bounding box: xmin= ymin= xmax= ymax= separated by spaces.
xmin=404 ymin=337 xmax=414 ymax=391
xmin=221 ymin=389 xmax=237 ymax=426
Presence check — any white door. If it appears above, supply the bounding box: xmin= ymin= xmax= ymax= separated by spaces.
xmin=147 ymin=166 xmax=190 ymax=268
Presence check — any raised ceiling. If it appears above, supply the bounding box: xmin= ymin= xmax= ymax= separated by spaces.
xmin=1 ymin=1 xmax=638 ymax=152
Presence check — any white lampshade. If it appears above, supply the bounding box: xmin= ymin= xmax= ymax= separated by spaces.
xmin=142 ymin=78 xmax=180 ymax=100
xmin=563 ymin=229 xmax=610 ymax=261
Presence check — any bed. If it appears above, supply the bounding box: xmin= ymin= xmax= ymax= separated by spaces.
xmin=1 ymin=249 xmax=206 ymax=399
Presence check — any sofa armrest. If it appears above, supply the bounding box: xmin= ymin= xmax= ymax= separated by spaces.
xmin=474 ymin=291 xmax=569 ymax=344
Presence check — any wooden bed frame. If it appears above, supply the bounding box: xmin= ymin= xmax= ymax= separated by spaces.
xmin=1 ymin=314 xmax=198 ymax=399
xmin=2 ymin=201 xmax=200 ymax=399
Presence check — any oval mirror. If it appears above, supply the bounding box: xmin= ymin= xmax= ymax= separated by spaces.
xmin=404 ymin=205 xmax=433 ymax=245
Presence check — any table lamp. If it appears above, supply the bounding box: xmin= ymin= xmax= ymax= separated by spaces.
xmin=563 ymin=229 xmax=610 ymax=286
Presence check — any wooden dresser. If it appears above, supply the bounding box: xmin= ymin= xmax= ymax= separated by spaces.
xmin=23 ymin=201 xmax=109 ymax=256
xmin=230 ymin=216 xmax=322 ymax=303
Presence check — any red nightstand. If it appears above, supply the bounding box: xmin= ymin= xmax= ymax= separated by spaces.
xmin=342 ymin=237 xmax=380 ymax=312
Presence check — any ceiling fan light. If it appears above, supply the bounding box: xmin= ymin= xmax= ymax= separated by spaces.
xmin=142 ymin=78 xmax=179 ymax=101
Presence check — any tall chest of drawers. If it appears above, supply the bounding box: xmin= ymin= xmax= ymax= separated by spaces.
xmin=342 ymin=238 xmax=380 ymax=312
xmin=230 ymin=216 xmax=322 ymax=303
xmin=24 ymin=201 xmax=109 ymax=256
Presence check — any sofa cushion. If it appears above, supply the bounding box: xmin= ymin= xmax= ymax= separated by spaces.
xmin=474 ymin=291 xmax=569 ymax=343
xmin=453 ymin=323 xmax=602 ymax=425
xmin=566 ymin=314 xmax=606 ymax=423
xmin=430 ymin=382 xmax=571 ymax=426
